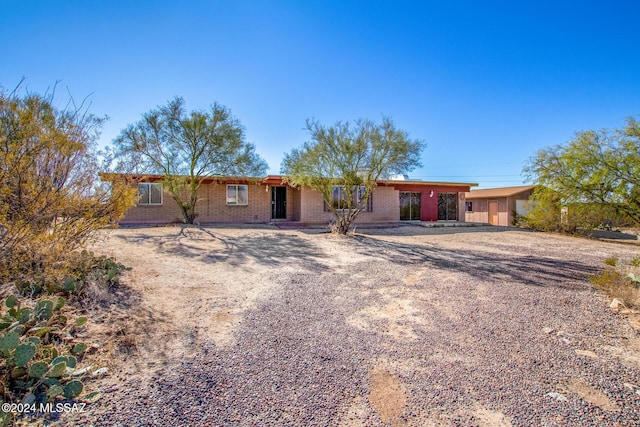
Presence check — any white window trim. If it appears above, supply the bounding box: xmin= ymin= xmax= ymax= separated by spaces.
xmin=226 ymin=184 xmax=249 ymax=206
xmin=138 ymin=183 xmax=163 ymax=206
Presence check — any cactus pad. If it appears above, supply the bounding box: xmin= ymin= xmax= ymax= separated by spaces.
xmin=48 ymin=361 xmax=67 ymax=378
xmin=47 ymin=385 xmax=64 ymax=400
xmin=63 ymin=380 xmax=83 ymax=398
xmin=72 ymin=342 xmax=87 ymax=354
xmin=35 ymin=300 xmax=54 ymax=321
xmin=29 ymin=361 xmax=48 ymax=379
xmin=0 ymin=331 xmax=20 ymax=354
xmin=14 ymin=343 xmax=36 ymax=368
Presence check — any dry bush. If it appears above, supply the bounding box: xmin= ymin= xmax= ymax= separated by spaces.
xmin=0 ymin=86 xmax=136 ymax=285
xmin=0 ymin=86 xmax=136 ymax=424
xmin=591 ymin=266 xmax=640 ymax=309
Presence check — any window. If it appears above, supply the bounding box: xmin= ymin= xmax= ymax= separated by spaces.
xmin=465 ymin=201 xmax=473 ymax=212
xmin=138 ymin=183 xmax=162 ymax=205
xmin=227 ymin=184 xmax=248 ymax=205
xmin=327 ymin=186 xmax=372 ymax=212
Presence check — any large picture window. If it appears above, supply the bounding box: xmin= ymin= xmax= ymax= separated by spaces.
xmin=138 ymin=183 xmax=163 ymax=205
xmin=329 ymin=186 xmax=372 ymax=212
xmin=227 ymin=185 xmax=248 ymax=205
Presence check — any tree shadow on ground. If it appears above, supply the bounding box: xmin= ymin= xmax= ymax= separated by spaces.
xmin=347 ymin=235 xmax=599 ymax=289
xmin=355 ymin=224 xmax=530 ymax=236
xmin=116 ymin=226 xmax=329 ymax=272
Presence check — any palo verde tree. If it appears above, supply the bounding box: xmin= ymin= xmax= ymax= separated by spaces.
xmin=111 ymin=97 xmax=268 ymax=224
xmin=523 ymin=116 xmax=640 ymax=230
xmin=282 ymin=117 xmax=425 ymax=234
xmin=0 ymin=85 xmax=136 ymax=275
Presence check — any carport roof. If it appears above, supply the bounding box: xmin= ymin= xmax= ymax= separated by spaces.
xmin=464 ymin=185 xmax=536 ymax=199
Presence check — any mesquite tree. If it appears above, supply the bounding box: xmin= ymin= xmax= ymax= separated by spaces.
xmin=282 ymin=117 xmax=424 ymax=234
xmin=524 ymin=116 xmax=640 ymax=229
xmin=112 ymin=97 xmax=267 ymax=223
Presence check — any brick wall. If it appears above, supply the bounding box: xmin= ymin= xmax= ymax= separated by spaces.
xmin=288 ymin=187 xmax=302 ymax=221
xmin=299 ymin=186 xmax=399 ymax=223
xmin=120 ymin=181 xmax=471 ymax=225
xmin=121 ymin=182 xmax=272 ymax=224
xmin=198 ymin=182 xmax=271 ymax=223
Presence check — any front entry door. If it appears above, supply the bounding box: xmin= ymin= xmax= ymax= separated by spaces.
xmin=488 ymin=200 xmax=498 ymax=225
xmin=271 ymin=186 xmax=287 ymax=220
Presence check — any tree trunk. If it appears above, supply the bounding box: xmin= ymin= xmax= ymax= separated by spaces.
xmin=331 ymin=209 xmax=360 ymax=235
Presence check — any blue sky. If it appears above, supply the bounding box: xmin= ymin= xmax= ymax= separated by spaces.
xmin=2 ymin=1 xmax=638 ymax=188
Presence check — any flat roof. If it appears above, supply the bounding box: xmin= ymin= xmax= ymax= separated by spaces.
xmin=102 ymin=173 xmax=477 ymax=188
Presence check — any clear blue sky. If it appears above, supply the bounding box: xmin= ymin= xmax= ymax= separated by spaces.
xmin=2 ymin=0 xmax=638 ymax=188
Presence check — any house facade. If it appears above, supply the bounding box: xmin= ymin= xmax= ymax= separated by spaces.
xmin=101 ymin=174 xmax=477 ymax=225
xmin=464 ymin=185 xmax=536 ymax=226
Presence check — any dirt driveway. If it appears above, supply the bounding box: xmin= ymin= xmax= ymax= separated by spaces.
xmin=71 ymin=225 xmax=640 ymax=426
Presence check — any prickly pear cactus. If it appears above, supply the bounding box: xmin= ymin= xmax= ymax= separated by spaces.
xmin=28 ymin=361 xmax=48 ymax=379
xmin=0 ymin=331 xmax=20 ymax=355
xmin=14 ymin=343 xmax=36 ymax=367
xmin=34 ymin=300 xmax=54 ymax=321
xmin=48 ymin=361 xmax=67 ymax=378
xmin=63 ymin=380 xmax=83 ymax=398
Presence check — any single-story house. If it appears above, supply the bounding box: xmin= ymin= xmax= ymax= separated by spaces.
xmin=464 ymin=185 xmax=537 ymax=226
xmin=101 ymin=173 xmax=478 ymax=225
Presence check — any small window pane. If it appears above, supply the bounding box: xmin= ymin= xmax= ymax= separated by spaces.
xmin=332 ymin=186 xmax=342 ymax=209
xmin=227 ymin=186 xmax=237 ymax=204
xmin=150 ymin=184 xmax=162 ymax=204
xmin=138 ymin=183 xmax=162 ymax=205
xmin=237 ymin=185 xmax=248 ymax=205
xmin=138 ymin=184 xmax=150 ymax=205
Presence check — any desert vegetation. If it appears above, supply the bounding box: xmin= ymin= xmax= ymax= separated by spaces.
xmin=0 ymin=85 xmax=135 ymax=425
xmin=591 ymin=256 xmax=640 ymax=310
xmin=523 ymin=116 xmax=640 ymax=232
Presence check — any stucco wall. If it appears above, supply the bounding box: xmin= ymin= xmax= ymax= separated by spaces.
xmin=465 ymin=199 xmax=489 ymax=223
xmin=465 ymin=189 xmax=534 ymax=226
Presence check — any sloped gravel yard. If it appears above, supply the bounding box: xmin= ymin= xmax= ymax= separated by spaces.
xmin=67 ymin=225 xmax=640 ymax=426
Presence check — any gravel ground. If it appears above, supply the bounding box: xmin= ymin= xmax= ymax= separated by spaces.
xmin=61 ymin=226 xmax=640 ymax=426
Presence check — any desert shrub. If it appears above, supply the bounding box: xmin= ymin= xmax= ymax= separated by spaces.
xmin=10 ymin=250 xmax=128 ymax=312
xmin=0 ymin=86 xmax=134 ymax=425
xmin=604 ymin=256 xmax=619 ymax=267
xmin=0 ymin=86 xmax=136 ymax=283
xmin=519 ymin=188 xmax=562 ymax=231
xmin=631 ymin=257 xmax=640 ymax=267
xmin=591 ymin=261 xmax=640 ymax=309
xmin=520 ymin=187 xmax=631 ymax=233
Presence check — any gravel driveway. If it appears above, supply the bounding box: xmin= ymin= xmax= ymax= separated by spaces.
xmin=67 ymin=225 xmax=640 ymax=426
